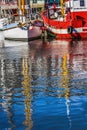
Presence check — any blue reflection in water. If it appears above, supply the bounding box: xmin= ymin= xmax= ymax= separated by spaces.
xmin=0 ymin=39 xmax=87 ymax=130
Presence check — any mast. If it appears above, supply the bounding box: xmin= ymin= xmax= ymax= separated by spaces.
xmin=25 ymin=0 xmax=31 ymax=22
xmin=0 ymin=5 xmax=1 ymax=18
xmin=18 ymin=0 xmax=26 ymax=23
xmin=60 ymin=0 xmax=65 ymax=16
xmin=21 ymin=0 xmax=25 ymax=15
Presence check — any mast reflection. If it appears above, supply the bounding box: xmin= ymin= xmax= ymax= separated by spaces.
xmin=22 ymin=58 xmax=33 ymax=130
xmin=61 ymin=54 xmax=72 ymax=130
xmin=29 ymin=39 xmax=72 ymax=129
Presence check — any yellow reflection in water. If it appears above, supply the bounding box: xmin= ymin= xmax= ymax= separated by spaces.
xmin=61 ymin=54 xmax=72 ymax=130
xmin=61 ymin=54 xmax=70 ymax=99
xmin=22 ymin=58 xmax=33 ymax=130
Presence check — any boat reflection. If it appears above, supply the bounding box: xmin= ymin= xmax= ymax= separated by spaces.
xmin=0 ymin=38 xmax=87 ymax=129
xmin=29 ymin=39 xmax=87 ymax=79
xmin=0 ymin=58 xmax=22 ymax=129
xmin=61 ymin=54 xmax=72 ymax=130
xmin=29 ymin=39 xmax=87 ymax=130
xmin=0 ymin=57 xmax=33 ymax=130
xmin=0 ymin=31 xmax=28 ymax=48
xmin=0 ymin=52 xmax=33 ymax=130
xmin=4 ymin=40 xmax=28 ymax=47
xmin=29 ymin=39 xmax=71 ymax=59
xmin=0 ymin=42 xmax=29 ymax=60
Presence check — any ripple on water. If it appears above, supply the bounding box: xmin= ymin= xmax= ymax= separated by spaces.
xmin=0 ymin=39 xmax=87 ymax=130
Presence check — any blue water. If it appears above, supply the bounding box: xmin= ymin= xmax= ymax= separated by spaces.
xmin=0 ymin=38 xmax=87 ymax=130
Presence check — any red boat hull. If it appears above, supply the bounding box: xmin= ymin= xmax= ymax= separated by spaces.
xmin=42 ymin=8 xmax=87 ymax=39
xmin=47 ymin=30 xmax=87 ymax=39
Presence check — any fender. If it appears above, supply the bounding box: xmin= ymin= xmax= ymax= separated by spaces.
xmin=67 ymin=26 xmax=73 ymax=34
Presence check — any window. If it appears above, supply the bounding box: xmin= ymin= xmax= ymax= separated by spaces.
xmin=80 ymin=0 xmax=85 ymax=6
xmin=33 ymin=0 xmax=37 ymax=3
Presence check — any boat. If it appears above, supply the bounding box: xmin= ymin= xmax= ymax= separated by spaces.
xmin=0 ymin=7 xmax=17 ymax=31
xmin=42 ymin=0 xmax=87 ymax=39
xmin=1 ymin=0 xmax=42 ymax=41
xmin=3 ymin=25 xmax=42 ymax=41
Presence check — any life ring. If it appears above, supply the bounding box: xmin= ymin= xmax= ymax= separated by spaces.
xmin=67 ymin=26 xmax=73 ymax=34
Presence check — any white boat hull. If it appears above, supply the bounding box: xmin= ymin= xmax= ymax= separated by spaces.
xmin=3 ymin=26 xmax=42 ymax=41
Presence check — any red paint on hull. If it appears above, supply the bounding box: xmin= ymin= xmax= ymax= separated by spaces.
xmin=57 ymin=33 xmax=87 ymax=39
xmin=47 ymin=30 xmax=87 ymax=39
xmin=42 ymin=7 xmax=87 ymax=39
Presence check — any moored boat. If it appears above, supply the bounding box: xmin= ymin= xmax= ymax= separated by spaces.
xmin=1 ymin=0 xmax=42 ymax=41
xmin=42 ymin=0 xmax=87 ymax=39
xmin=3 ymin=25 xmax=42 ymax=41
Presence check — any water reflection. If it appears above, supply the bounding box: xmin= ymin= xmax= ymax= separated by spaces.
xmin=29 ymin=39 xmax=72 ymax=130
xmin=22 ymin=58 xmax=33 ymax=130
xmin=0 ymin=39 xmax=87 ymax=130
xmin=61 ymin=54 xmax=72 ymax=130
xmin=29 ymin=39 xmax=87 ymax=130
xmin=0 ymin=43 xmax=30 ymax=129
xmin=0 ymin=58 xmax=23 ymax=129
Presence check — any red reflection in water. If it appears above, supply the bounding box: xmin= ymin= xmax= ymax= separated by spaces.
xmin=29 ymin=39 xmax=71 ymax=59
xmin=29 ymin=39 xmax=87 ymax=72
xmin=29 ymin=39 xmax=87 ymax=56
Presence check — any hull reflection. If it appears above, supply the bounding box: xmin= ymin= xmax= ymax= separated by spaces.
xmin=29 ymin=39 xmax=87 ymax=130
xmin=4 ymin=40 xmax=28 ymax=47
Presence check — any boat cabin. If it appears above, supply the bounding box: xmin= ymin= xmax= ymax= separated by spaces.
xmin=65 ymin=0 xmax=87 ymax=21
xmin=65 ymin=0 xmax=87 ymax=10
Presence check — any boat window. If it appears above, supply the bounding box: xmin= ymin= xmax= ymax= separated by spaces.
xmin=33 ymin=0 xmax=37 ymax=3
xmin=80 ymin=0 xmax=85 ymax=6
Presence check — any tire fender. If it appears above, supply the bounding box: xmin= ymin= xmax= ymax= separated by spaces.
xmin=67 ymin=26 xmax=73 ymax=34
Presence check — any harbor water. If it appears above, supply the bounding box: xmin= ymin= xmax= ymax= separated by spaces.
xmin=0 ymin=33 xmax=87 ymax=130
